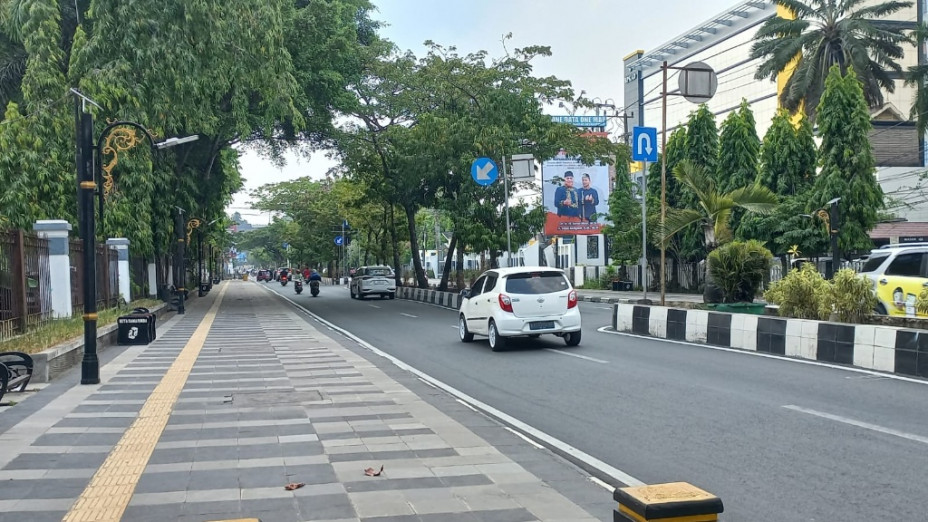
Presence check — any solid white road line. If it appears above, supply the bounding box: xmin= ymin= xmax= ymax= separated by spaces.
xmin=262 ymin=285 xmax=645 ymax=487
xmin=456 ymin=398 xmax=478 ymax=412
xmin=400 ymin=313 xmax=418 ymax=318
xmin=368 ymin=305 xmax=381 ymax=309
xmin=505 ymin=427 xmax=545 ymax=449
xmin=545 ymin=348 xmax=609 ymax=364
xmin=783 ymin=405 xmax=928 ymax=445
xmin=598 ymin=326 xmax=928 ymax=386
xmin=589 ymin=476 xmax=615 ymax=492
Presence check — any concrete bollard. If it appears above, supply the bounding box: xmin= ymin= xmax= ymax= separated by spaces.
xmin=106 ymin=238 xmax=131 ymax=305
xmin=33 ymin=220 xmax=73 ymax=318
xmin=614 ymin=482 xmax=723 ymax=522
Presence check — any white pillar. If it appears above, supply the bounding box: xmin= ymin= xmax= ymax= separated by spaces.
xmin=33 ymin=220 xmax=73 ymax=319
xmin=147 ymin=262 xmax=157 ymax=297
xmin=106 ymin=238 xmax=131 ymax=304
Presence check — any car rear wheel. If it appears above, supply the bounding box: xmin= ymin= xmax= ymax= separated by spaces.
xmin=564 ymin=330 xmax=581 ymax=347
xmin=459 ymin=316 xmax=474 ymax=343
xmin=389 ymin=292 xmax=395 ymax=300
xmin=488 ymin=321 xmax=506 ymax=352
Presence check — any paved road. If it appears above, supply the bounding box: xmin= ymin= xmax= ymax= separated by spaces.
xmin=260 ymin=280 xmax=928 ymax=521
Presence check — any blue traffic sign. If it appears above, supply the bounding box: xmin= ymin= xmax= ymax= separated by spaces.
xmin=471 ymin=157 xmax=499 ymax=186
xmin=334 ymin=235 xmax=344 ymax=246
xmin=632 ymin=127 xmax=658 ymax=162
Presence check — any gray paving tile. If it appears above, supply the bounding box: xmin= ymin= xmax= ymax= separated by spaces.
xmin=188 ymin=469 xmax=240 ymax=490
xmin=473 ymin=508 xmax=538 ymax=522
xmin=284 ymin=463 xmax=337 ymax=485
xmin=134 ymin=470 xmax=190 ymax=493
xmin=276 ymin=442 xmax=325 ymax=458
xmin=149 ymin=447 xmax=197 ymax=464
xmin=239 ymin=496 xmax=299 ymax=514
xmin=181 ymin=499 xmax=243 ymax=517
xmin=236 ymin=466 xmax=288 ymax=488
xmin=416 ymin=513 xmax=482 ymax=522
xmin=327 ymin=450 xmax=416 ymax=463
xmin=345 ymin=476 xmax=448 ymax=493
xmin=439 ymin=474 xmax=495 ymax=488
xmin=121 ymin=504 xmax=185 ymax=521
xmin=0 ymin=511 xmax=70 ymax=522
xmin=296 ymin=493 xmax=356 ymax=520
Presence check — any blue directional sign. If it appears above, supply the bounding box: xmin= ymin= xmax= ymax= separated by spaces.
xmin=632 ymin=126 xmax=658 ymax=162
xmin=470 ymin=157 xmax=499 ymax=186
xmin=334 ymin=235 xmax=344 ymax=246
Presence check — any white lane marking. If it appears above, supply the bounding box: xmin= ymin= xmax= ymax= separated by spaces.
xmin=545 ymin=348 xmax=608 ymax=364
xmin=263 ymin=286 xmax=644 ymax=487
xmin=400 ymin=313 xmax=418 ymax=318
xmin=450 ymin=325 xmax=460 ymax=329
xmin=456 ymin=399 xmax=478 ymax=412
xmin=369 ymin=305 xmax=381 ymax=309
xmin=505 ymin=427 xmax=545 ymax=449
xmin=590 ymin=476 xmax=615 ymax=492
xmin=597 ymin=326 xmax=928 ymax=386
xmin=597 ymin=307 xmax=612 ymax=310
xmin=783 ymin=405 xmax=928 ymax=445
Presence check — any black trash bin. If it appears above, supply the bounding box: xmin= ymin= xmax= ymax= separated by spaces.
xmin=611 ymin=280 xmax=620 ymax=291
xmin=117 ymin=307 xmax=157 ymax=345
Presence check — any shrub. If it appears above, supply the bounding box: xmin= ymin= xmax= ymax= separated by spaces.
xmin=707 ymin=240 xmax=773 ymax=303
xmin=918 ymin=287 xmax=928 ymax=315
xmin=829 ymin=268 xmax=877 ymax=322
xmin=765 ymin=263 xmax=831 ymax=319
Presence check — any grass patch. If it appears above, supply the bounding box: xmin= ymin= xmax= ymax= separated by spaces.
xmin=0 ymin=299 xmax=163 ymax=355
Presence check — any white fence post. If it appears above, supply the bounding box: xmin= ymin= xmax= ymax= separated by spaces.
xmin=106 ymin=238 xmax=131 ymax=304
xmin=33 ymin=220 xmax=73 ymax=318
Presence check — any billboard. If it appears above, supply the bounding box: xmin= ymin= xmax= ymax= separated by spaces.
xmin=542 ymin=152 xmax=611 ymax=235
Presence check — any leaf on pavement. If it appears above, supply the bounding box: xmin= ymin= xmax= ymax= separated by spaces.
xmin=284 ymin=482 xmax=305 ymax=490
xmin=364 ymin=465 xmax=384 ymax=477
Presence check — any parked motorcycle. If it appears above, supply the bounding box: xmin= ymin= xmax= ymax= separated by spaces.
xmin=280 ymin=274 xmax=288 ymax=287
xmin=310 ymin=280 xmax=320 ymax=297
xmin=294 ymin=279 xmax=303 ymax=294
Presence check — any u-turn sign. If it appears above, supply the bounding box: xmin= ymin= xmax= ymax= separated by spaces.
xmin=632 ymin=127 xmax=658 ymax=162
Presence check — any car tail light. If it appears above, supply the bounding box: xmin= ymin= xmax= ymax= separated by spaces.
xmin=499 ymin=293 xmax=513 ymax=313
xmin=567 ymin=290 xmax=578 ymax=309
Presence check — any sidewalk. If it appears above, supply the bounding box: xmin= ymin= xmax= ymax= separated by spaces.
xmin=0 ymin=281 xmax=611 ymax=521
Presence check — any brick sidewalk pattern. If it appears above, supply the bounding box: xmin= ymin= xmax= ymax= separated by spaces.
xmin=0 ymin=281 xmax=606 ymax=522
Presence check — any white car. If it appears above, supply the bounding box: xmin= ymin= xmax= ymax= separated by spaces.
xmin=458 ymin=267 xmax=581 ymax=351
xmin=350 ymin=265 xmax=396 ymax=300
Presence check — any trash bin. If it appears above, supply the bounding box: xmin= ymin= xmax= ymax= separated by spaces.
xmin=612 ymin=280 xmax=620 ymax=291
xmin=117 ymin=307 xmax=157 ymax=345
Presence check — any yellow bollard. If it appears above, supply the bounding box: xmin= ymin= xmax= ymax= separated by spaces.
xmin=614 ymin=482 xmax=723 ymax=522
xmin=242 ymin=273 xmax=249 ymax=281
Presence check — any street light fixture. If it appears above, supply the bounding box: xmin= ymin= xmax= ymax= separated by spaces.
xmin=72 ymin=90 xmax=198 ymax=385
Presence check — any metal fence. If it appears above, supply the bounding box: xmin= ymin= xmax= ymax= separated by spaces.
xmin=0 ymin=231 xmax=53 ymax=341
xmin=68 ymin=240 xmax=118 ymax=312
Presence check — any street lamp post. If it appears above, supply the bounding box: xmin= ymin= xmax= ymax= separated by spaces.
xmin=175 ymin=207 xmax=187 ymax=314
xmin=71 ymin=89 xmax=198 ymax=384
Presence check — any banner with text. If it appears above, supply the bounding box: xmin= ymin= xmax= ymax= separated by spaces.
xmin=542 ymin=154 xmax=611 ymax=235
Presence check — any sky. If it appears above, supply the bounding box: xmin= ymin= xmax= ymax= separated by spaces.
xmin=229 ymin=0 xmax=740 ymax=225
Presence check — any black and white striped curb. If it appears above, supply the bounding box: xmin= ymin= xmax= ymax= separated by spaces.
xmin=614 ymin=303 xmax=928 ymax=379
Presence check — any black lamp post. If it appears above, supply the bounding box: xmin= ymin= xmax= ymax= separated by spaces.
xmin=175 ymin=207 xmax=187 ymax=315
xmin=72 ymin=90 xmax=198 ymax=384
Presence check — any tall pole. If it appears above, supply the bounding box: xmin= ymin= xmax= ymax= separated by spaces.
xmin=830 ymin=199 xmax=841 ymax=279
xmin=175 ymin=208 xmax=186 ymax=314
xmin=502 ymin=155 xmax=512 ymax=267
xmin=660 ymin=61 xmax=668 ymax=306
xmin=641 ymin=160 xmax=648 ymax=300
xmin=76 ymin=97 xmax=100 ymax=385
xmin=197 ymin=229 xmax=204 ymax=296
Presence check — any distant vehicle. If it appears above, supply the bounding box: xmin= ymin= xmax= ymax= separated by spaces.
xmin=858 ymin=244 xmax=928 ymax=317
xmin=458 ymin=266 xmax=581 ymax=352
xmin=350 ymin=265 xmax=396 ymax=300
xmin=256 ymin=269 xmax=272 ymax=282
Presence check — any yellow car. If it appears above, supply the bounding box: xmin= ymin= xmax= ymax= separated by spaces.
xmin=859 ymin=245 xmax=928 ymax=317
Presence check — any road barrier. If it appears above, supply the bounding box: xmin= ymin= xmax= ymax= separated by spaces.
xmin=397 ymin=286 xmax=461 ymax=310
xmin=614 ymin=303 xmax=928 ymax=379
xmin=614 ymin=482 xmax=723 ymax=521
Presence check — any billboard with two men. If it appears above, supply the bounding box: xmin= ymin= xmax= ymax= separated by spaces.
xmin=542 ymin=152 xmax=611 ymax=235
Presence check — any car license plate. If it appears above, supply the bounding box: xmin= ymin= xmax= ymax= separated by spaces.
xmin=530 ymin=321 xmax=555 ymax=330
xmin=374 ymin=280 xmax=386 ymax=285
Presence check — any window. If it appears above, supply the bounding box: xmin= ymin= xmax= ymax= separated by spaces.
xmin=484 ymin=275 xmax=498 ymax=293
xmin=470 ymin=276 xmax=487 ymax=297
xmin=885 ymin=253 xmax=924 ymax=277
xmin=368 ymin=267 xmax=391 ymax=276
xmin=505 ymin=272 xmax=570 ymax=294
xmin=859 ymin=254 xmax=890 ymax=273
xmin=586 ymin=236 xmax=600 ymax=259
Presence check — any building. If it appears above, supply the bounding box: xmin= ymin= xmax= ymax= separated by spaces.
xmin=622 ymin=0 xmax=926 ymax=231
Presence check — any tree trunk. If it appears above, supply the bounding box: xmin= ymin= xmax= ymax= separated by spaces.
xmin=389 ymin=206 xmax=402 ymax=288
xmin=405 ymin=205 xmax=428 ymax=288
xmin=438 ymin=234 xmax=457 ymax=292
xmin=456 ymin=244 xmax=465 ymax=290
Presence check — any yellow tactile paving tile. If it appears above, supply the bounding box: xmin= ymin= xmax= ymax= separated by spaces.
xmin=63 ymin=284 xmax=229 ymax=522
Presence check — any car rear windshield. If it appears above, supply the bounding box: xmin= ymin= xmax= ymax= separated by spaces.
xmin=504 ymin=272 xmax=569 ymax=294
xmin=859 ymin=254 xmax=890 ymax=273
xmin=367 ymin=268 xmax=392 ymax=276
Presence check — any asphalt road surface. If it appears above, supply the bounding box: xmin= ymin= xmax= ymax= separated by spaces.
xmin=259 ymin=280 xmax=928 ymax=521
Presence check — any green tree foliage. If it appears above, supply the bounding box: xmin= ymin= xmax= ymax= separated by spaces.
xmin=662 ymin=160 xmax=778 ymax=250
xmin=707 ymin=240 xmax=773 ymax=303
xmin=751 ymin=0 xmax=911 ymax=119
xmin=604 ymin=157 xmax=642 ymax=265
xmin=683 ymin=104 xmax=718 ymax=186
xmin=0 ymin=0 xmax=74 ymax=229
xmin=905 ymin=22 xmax=928 ymax=137
xmin=717 ymin=100 xmax=760 ymax=193
xmin=765 ymin=263 xmax=832 ymax=319
xmin=760 ymin=109 xmax=816 ymax=196
xmin=813 ymin=65 xmax=882 ymax=255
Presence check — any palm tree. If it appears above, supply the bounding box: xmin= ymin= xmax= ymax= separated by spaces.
xmin=751 ymin=0 xmax=911 ymax=119
xmin=661 ymin=160 xmax=778 ymax=250
xmin=905 ymin=22 xmax=928 ymax=137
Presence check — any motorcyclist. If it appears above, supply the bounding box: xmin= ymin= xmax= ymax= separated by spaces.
xmin=303 ymin=267 xmax=311 ymax=281
xmin=309 ymin=269 xmax=322 ymax=282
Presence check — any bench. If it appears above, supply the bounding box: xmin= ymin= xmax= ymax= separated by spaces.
xmin=0 ymin=352 xmax=33 ymax=404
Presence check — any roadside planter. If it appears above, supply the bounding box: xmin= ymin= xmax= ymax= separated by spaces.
xmin=706 ymin=302 xmax=767 ymax=315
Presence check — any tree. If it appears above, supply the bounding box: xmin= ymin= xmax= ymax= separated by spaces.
xmin=760 ymin=109 xmax=817 ymax=196
xmin=905 ymin=22 xmax=928 ymax=138
xmin=813 ymin=65 xmax=883 ymax=255
xmin=662 ymin=160 xmax=778 ymax=250
xmin=683 ymin=104 xmax=718 ymax=187
xmin=751 ymin=0 xmax=911 ymax=119
xmin=717 ymin=99 xmax=760 ymax=193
